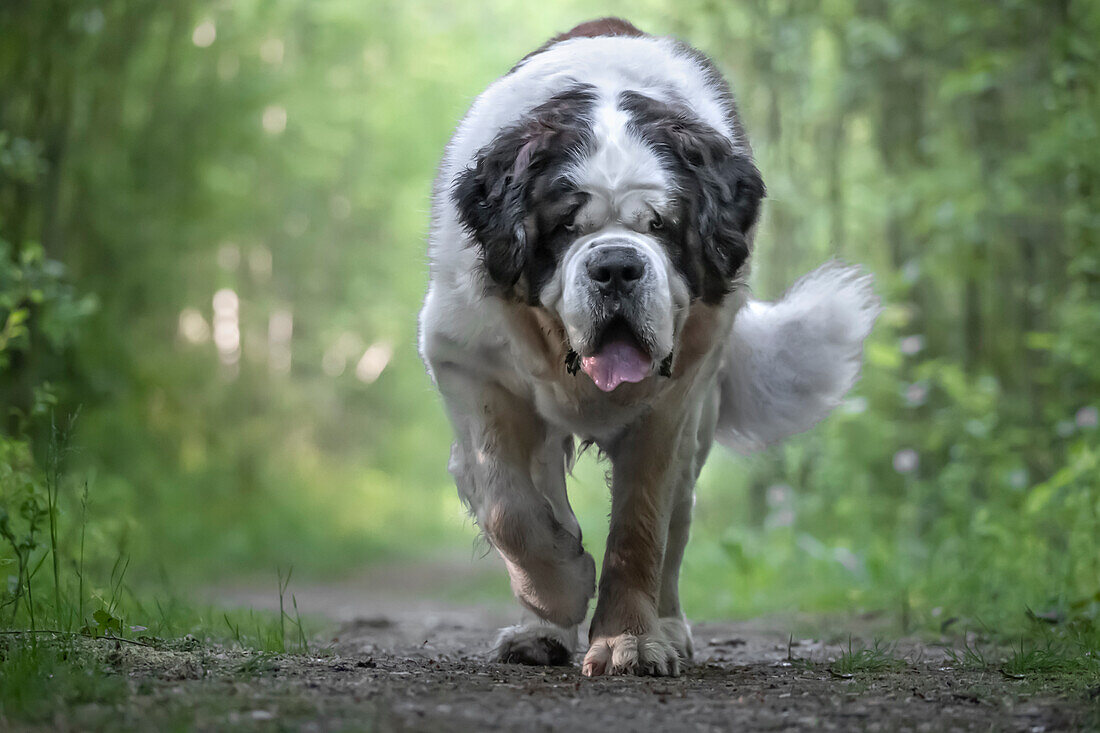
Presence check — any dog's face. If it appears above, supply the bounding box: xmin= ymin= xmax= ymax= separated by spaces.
xmin=453 ymin=84 xmax=764 ymax=391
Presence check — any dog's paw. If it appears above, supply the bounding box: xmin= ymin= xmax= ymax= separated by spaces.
xmin=493 ymin=623 xmax=577 ymax=666
xmin=659 ymin=615 xmax=694 ymax=661
xmin=581 ymin=631 xmax=681 ymax=677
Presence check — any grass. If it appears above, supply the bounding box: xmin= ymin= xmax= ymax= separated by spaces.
xmin=0 ymin=584 xmax=322 ymax=726
xmin=938 ymin=623 xmax=1100 ymax=709
xmin=942 ymin=635 xmax=990 ymax=670
xmin=1001 ymin=636 xmax=1100 ymax=681
xmin=828 ymin=637 xmax=907 ymax=677
xmin=0 ymin=636 xmax=127 ymax=723
xmin=3 ymin=413 xmax=1099 ymax=727
xmin=0 ymin=417 xmax=324 ymax=727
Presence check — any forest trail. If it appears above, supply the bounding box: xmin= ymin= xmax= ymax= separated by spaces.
xmin=194 ymin=557 xmax=1093 ymax=732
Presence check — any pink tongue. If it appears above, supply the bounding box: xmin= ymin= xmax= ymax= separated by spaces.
xmin=580 ymin=340 xmax=652 ymax=392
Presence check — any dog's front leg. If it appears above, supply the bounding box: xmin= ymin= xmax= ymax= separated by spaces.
xmin=582 ymin=406 xmax=699 ymax=678
xmin=431 ymin=361 xmax=596 ymax=663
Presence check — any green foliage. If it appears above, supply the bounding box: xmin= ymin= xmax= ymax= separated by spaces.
xmin=0 ymin=403 xmax=316 ymax=724
xmin=668 ymin=0 xmax=1100 ymax=633
xmin=0 ymin=0 xmax=1098 ymax=659
xmin=0 ymin=239 xmax=96 ymax=424
xmin=1000 ymin=637 xmax=1100 ymax=679
xmin=943 ymin=621 xmax=1100 ymax=693
xmin=83 ymin=608 xmax=124 ymax=638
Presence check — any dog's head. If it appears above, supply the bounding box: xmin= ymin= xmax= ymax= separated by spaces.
xmin=453 ymin=84 xmax=764 ymax=392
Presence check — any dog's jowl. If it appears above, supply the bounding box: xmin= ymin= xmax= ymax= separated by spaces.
xmin=419 ymin=18 xmax=879 ymax=677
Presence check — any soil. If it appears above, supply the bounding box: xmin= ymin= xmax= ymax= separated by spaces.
xmin=17 ymin=559 xmax=1100 ymax=732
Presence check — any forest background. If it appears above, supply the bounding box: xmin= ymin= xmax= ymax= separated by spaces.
xmin=2 ymin=0 xmax=1098 ymax=646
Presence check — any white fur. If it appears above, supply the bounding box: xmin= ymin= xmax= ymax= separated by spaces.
xmin=420 ymin=31 xmax=879 ymax=678
xmin=493 ymin=620 xmax=579 ymax=665
xmin=552 ymin=229 xmax=686 ymax=362
xmin=447 ymin=36 xmax=736 ymax=184
xmin=658 ymin=614 xmax=695 ymax=661
xmin=716 ymin=263 xmax=881 ymax=451
xmin=567 ymin=98 xmax=668 ymax=201
xmin=581 ymin=630 xmax=682 ymax=677
xmin=422 ymin=36 xmax=737 ymax=362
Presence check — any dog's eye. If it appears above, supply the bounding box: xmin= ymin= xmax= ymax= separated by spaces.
xmin=649 ymin=213 xmax=664 ymax=232
xmin=563 ymin=207 xmax=582 ymax=232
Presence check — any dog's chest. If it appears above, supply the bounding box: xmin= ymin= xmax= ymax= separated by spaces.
xmin=504 ymin=300 xmax=732 ymax=441
xmin=500 ymin=305 xmax=651 ymax=438
xmin=531 ymin=378 xmax=654 ymax=442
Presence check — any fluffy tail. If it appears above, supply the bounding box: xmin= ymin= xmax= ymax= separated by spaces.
xmin=716 ymin=262 xmax=880 ymax=452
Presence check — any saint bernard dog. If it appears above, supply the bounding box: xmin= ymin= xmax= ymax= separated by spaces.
xmin=419 ymin=18 xmax=879 ymax=677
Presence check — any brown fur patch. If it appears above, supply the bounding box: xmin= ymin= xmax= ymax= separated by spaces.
xmin=503 ymin=304 xmax=572 ymax=379
xmin=672 ymin=302 xmax=725 ymax=379
xmin=511 ymin=18 xmax=648 ymax=73
xmin=485 ymin=501 xmax=529 ymax=559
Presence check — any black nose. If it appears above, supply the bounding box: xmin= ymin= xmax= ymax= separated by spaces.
xmin=586 ymin=246 xmax=646 ymax=295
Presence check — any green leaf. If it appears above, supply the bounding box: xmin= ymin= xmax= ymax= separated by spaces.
xmin=92 ymin=608 xmax=124 ymax=636
xmin=1024 ymin=332 xmax=1055 ymax=350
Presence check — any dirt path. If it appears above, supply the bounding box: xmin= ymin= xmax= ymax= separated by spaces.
xmin=312 ymin=617 xmax=1086 ymax=732
xmin=186 ymin=557 xmax=1093 ymax=731
xmin=28 ymin=558 xmax=1094 ymax=731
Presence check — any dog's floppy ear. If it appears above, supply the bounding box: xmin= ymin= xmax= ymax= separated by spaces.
xmin=453 ymin=130 xmax=541 ymax=290
xmin=622 ymin=91 xmax=765 ymax=301
xmin=691 ymin=138 xmax=764 ymax=278
xmin=453 ymin=85 xmax=597 ymax=294
xmin=661 ymin=121 xmax=764 ymax=296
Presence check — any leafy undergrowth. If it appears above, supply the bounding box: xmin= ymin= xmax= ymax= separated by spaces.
xmin=0 ymin=637 xmax=126 ymax=723
xmin=0 ymin=596 xmax=327 ymax=727
xmin=0 ymin=636 xmax=339 ymax=730
xmin=0 ymin=418 xmax=325 ymax=727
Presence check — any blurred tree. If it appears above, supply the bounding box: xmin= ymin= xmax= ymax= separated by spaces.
xmin=1 ymin=0 xmax=1097 ymax=625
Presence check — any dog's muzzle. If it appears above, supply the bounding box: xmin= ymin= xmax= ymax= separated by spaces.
xmin=562 ymin=238 xmax=674 ymax=391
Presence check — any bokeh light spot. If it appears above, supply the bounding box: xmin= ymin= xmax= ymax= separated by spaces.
xmin=192 ymin=20 xmax=216 ymax=48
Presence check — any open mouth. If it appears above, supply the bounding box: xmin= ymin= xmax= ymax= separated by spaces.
xmin=579 ymin=318 xmax=653 ymax=392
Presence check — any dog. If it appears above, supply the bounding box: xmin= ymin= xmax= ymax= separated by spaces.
xmin=419 ymin=18 xmax=878 ymax=677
